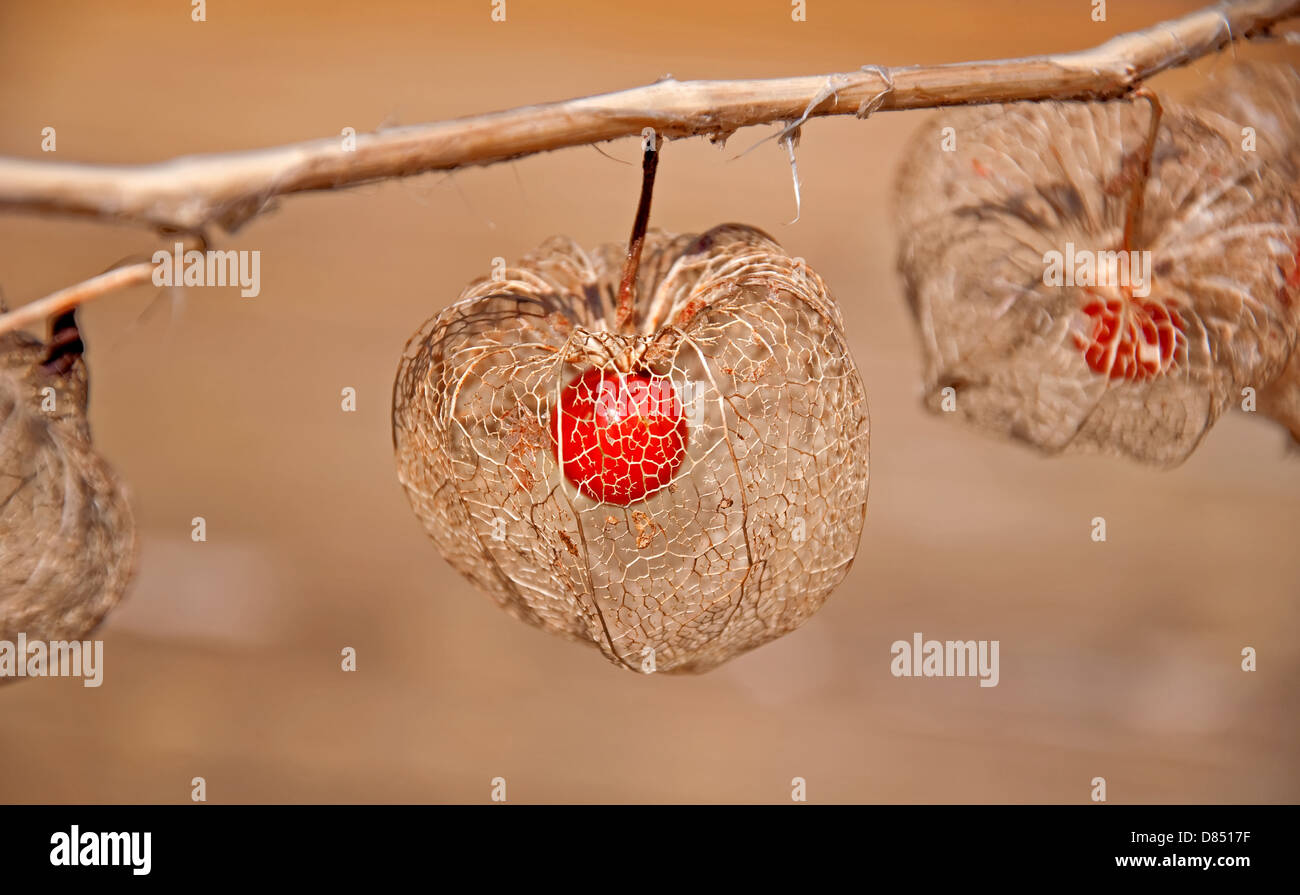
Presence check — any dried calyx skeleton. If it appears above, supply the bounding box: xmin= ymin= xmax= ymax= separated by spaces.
xmin=392 ymin=140 xmax=870 ymax=673
xmin=897 ymin=63 xmax=1300 ymax=465
xmin=0 ymin=314 xmax=135 ymax=666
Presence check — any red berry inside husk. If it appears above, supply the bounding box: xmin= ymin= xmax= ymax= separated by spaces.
xmin=549 ymin=367 xmax=688 ymax=505
xmin=1073 ymin=293 xmax=1186 ymax=382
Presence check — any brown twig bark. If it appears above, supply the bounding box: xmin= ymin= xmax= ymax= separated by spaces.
xmin=0 ymin=0 xmax=1295 ymax=236
xmin=0 ymin=262 xmax=155 ymax=336
xmin=0 ymin=0 xmax=1296 ymax=338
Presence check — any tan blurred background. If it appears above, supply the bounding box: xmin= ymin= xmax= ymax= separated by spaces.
xmin=0 ymin=0 xmax=1296 ymax=803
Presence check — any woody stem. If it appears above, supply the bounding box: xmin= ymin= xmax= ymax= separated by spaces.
xmin=616 ymin=139 xmax=659 ymax=332
xmin=1122 ymin=89 xmax=1163 ymax=255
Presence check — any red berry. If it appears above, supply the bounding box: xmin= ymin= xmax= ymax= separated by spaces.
xmin=1072 ymin=293 xmax=1185 ymax=382
xmin=549 ymin=367 xmax=688 ymax=505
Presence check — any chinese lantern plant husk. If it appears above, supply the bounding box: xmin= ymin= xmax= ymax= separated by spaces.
xmin=895 ymin=62 xmax=1300 ymax=466
xmin=1205 ymin=64 xmax=1300 ymax=445
xmin=393 ymin=224 xmax=870 ymax=673
xmin=0 ymin=329 xmax=136 ymax=662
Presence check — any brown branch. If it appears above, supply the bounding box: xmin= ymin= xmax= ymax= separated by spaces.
xmin=0 ymin=263 xmax=155 ymax=336
xmin=0 ymin=0 xmax=1293 ymax=237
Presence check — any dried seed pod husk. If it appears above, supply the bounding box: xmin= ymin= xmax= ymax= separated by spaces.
xmin=895 ymin=62 xmax=1300 ymax=465
xmin=393 ymin=224 xmax=869 ymax=673
xmin=1196 ymin=64 xmax=1300 ymax=444
xmin=0 ymin=330 xmax=136 ymax=660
